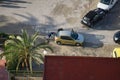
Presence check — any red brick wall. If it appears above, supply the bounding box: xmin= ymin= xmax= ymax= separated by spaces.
xmin=43 ymin=56 xmax=120 ymax=80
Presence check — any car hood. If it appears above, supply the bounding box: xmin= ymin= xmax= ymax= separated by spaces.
xmin=76 ymin=34 xmax=84 ymax=43
xmin=97 ymin=2 xmax=110 ymax=10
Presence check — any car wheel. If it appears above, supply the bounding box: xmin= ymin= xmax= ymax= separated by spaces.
xmin=57 ymin=41 xmax=61 ymax=45
xmin=76 ymin=43 xmax=81 ymax=46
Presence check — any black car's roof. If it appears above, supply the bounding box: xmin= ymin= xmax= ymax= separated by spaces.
xmin=85 ymin=10 xmax=97 ymax=19
xmin=84 ymin=8 xmax=105 ymax=19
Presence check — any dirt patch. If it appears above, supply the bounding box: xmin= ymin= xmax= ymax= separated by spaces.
xmin=52 ymin=3 xmax=73 ymax=17
xmin=66 ymin=17 xmax=79 ymax=25
xmin=89 ymin=0 xmax=99 ymax=9
xmin=49 ymin=42 xmax=119 ymax=57
xmin=51 ymin=0 xmax=91 ymax=26
xmin=52 ymin=0 xmax=90 ymax=18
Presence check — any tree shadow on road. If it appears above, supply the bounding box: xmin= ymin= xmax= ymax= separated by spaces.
xmin=0 ymin=13 xmax=38 ymax=34
xmin=0 ymin=0 xmax=32 ymax=8
xmin=0 ymin=13 xmax=66 ymax=36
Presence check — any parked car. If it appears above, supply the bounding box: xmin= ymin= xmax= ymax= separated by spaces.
xmin=113 ymin=31 xmax=120 ymax=44
xmin=81 ymin=8 xmax=106 ymax=27
xmin=97 ymin=0 xmax=118 ymax=11
xmin=112 ymin=48 xmax=120 ymax=58
xmin=55 ymin=29 xmax=84 ymax=46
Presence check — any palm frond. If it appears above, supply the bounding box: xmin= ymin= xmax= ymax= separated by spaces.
xmin=5 ymin=39 xmax=24 ymax=50
xmin=33 ymin=53 xmax=44 ymax=62
xmin=31 ymin=31 xmax=39 ymax=42
xmin=32 ymin=56 xmax=44 ymax=64
xmin=21 ymin=29 xmax=30 ymax=46
xmin=31 ymin=42 xmax=53 ymax=52
xmin=4 ymin=29 xmax=53 ymax=73
xmin=16 ymin=57 xmax=23 ymax=71
xmin=29 ymin=56 xmax=32 ymax=73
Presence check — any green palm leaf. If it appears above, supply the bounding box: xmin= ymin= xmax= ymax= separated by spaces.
xmin=1 ymin=29 xmax=53 ymax=73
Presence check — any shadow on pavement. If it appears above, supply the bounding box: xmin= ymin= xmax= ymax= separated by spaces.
xmin=82 ymin=33 xmax=104 ymax=48
xmin=0 ymin=13 xmax=66 ymax=36
xmin=87 ymin=0 xmax=120 ymax=30
xmin=0 ymin=0 xmax=31 ymax=8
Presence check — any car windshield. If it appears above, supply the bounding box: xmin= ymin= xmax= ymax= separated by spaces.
xmin=71 ymin=31 xmax=78 ymax=40
xmin=85 ymin=11 xmax=97 ymax=20
xmin=100 ymin=0 xmax=111 ymax=5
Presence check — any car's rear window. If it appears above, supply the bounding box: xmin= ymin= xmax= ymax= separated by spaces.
xmin=85 ymin=11 xmax=97 ymax=20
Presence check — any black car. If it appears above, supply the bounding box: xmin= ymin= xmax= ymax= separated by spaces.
xmin=81 ymin=8 xmax=106 ymax=27
xmin=113 ymin=31 xmax=120 ymax=44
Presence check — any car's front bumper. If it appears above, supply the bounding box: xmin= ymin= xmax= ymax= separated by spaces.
xmin=81 ymin=20 xmax=91 ymax=27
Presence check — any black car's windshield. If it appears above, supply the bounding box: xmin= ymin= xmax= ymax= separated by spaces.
xmin=85 ymin=11 xmax=97 ymax=20
xmin=71 ymin=31 xmax=78 ymax=40
xmin=100 ymin=0 xmax=111 ymax=5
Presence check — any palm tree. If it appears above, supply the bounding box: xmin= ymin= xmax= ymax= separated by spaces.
xmin=1 ymin=29 xmax=53 ymax=73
